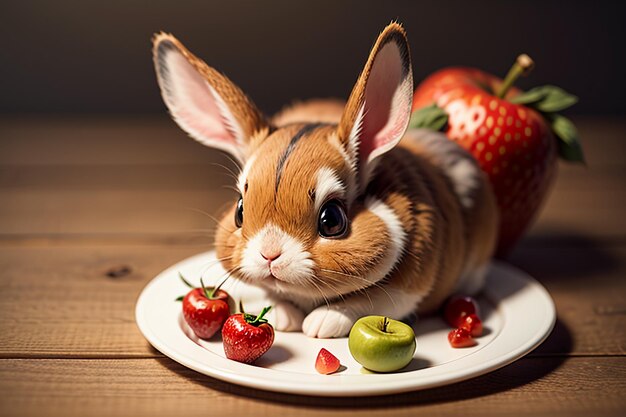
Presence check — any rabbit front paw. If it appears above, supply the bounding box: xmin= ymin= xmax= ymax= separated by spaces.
xmin=270 ymin=301 xmax=305 ymax=332
xmin=302 ymin=306 xmax=356 ymax=338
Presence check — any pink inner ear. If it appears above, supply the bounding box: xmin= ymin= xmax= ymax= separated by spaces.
xmin=165 ymin=52 xmax=236 ymax=146
xmin=359 ymin=41 xmax=412 ymax=163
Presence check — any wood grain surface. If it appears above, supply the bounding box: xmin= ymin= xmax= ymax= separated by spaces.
xmin=0 ymin=116 xmax=624 ymax=416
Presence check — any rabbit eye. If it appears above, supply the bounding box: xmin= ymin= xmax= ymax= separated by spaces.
xmin=318 ymin=200 xmax=347 ymax=238
xmin=235 ymin=196 xmax=244 ymax=227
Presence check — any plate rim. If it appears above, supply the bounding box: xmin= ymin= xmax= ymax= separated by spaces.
xmin=135 ymin=252 xmax=556 ymax=397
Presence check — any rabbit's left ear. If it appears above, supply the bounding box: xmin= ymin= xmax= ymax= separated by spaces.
xmin=338 ymin=23 xmax=413 ymax=185
xmin=153 ymin=33 xmax=268 ymax=164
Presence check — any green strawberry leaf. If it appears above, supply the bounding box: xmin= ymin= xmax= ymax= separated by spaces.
xmin=200 ymin=277 xmax=211 ymax=299
xmin=509 ymin=87 xmax=547 ymax=105
xmin=244 ymin=306 xmax=272 ymax=326
xmin=175 ymin=295 xmax=185 ymax=302
xmin=510 ymin=85 xmax=578 ymax=113
xmin=548 ymin=114 xmax=585 ymax=163
xmin=409 ymin=103 xmax=448 ymax=131
xmin=178 ymin=272 xmax=195 ymax=288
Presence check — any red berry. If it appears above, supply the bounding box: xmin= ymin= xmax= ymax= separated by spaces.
xmin=448 ymin=328 xmax=476 ymax=348
xmin=444 ymin=295 xmax=479 ymax=328
xmin=460 ymin=313 xmax=483 ymax=337
xmin=222 ymin=307 xmax=274 ymax=364
xmin=315 ymin=348 xmax=341 ymax=375
xmin=182 ymin=287 xmax=230 ymax=340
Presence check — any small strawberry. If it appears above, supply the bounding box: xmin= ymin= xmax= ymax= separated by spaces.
xmin=315 ymin=348 xmax=341 ymax=375
xmin=177 ymin=273 xmax=231 ymax=340
xmin=222 ymin=306 xmax=274 ymax=364
xmin=448 ymin=328 xmax=476 ymax=348
xmin=412 ymin=54 xmax=584 ymax=256
xmin=443 ymin=295 xmax=479 ymax=328
xmin=460 ymin=313 xmax=483 ymax=337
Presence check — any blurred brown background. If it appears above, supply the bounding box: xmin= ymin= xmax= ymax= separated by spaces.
xmin=1 ymin=0 xmax=625 ymax=116
xmin=0 ymin=2 xmax=625 ymax=417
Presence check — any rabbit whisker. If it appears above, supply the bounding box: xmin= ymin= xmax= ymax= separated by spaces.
xmin=319 ymin=268 xmax=396 ymax=308
xmin=210 ymin=162 xmax=240 ymax=181
xmin=183 ymin=207 xmax=235 ymax=235
xmin=306 ymin=276 xmax=332 ymax=309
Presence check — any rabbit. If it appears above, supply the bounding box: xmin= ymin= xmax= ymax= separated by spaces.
xmin=152 ymin=22 xmax=498 ymax=338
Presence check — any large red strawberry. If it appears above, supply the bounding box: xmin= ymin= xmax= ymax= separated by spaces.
xmin=411 ymin=55 xmax=584 ymax=256
xmin=222 ymin=306 xmax=274 ymax=364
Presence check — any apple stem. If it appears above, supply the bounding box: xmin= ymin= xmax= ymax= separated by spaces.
xmin=382 ymin=317 xmax=389 ymax=333
xmin=496 ymin=54 xmax=535 ymax=99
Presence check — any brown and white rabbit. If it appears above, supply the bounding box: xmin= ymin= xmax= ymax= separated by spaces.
xmin=153 ymin=23 xmax=498 ymax=338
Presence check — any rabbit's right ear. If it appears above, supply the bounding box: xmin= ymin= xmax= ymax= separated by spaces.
xmin=153 ymin=33 xmax=268 ymax=164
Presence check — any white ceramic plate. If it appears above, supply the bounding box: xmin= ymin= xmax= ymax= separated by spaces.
xmin=135 ymin=251 xmax=555 ymax=397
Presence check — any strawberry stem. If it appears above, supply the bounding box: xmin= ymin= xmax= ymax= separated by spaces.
xmin=208 ymin=275 xmax=229 ymax=299
xmin=199 ymin=277 xmax=211 ymax=300
xmin=496 ymin=54 xmax=535 ymax=99
xmin=246 ymin=306 xmax=272 ymax=326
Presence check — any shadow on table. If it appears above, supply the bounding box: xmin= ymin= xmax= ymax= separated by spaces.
xmin=155 ymin=318 xmax=572 ymax=409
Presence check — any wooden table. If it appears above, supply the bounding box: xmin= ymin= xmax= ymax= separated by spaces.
xmin=0 ymin=116 xmax=624 ymax=416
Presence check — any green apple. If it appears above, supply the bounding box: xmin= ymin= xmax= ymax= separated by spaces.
xmin=348 ymin=316 xmax=416 ymax=373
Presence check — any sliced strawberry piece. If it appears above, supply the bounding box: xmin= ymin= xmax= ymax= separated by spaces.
xmin=448 ymin=328 xmax=476 ymax=348
xmin=460 ymin=313 xmax=483 ymax=337
xmin=315 ymin=348 xmax=340 ymax=375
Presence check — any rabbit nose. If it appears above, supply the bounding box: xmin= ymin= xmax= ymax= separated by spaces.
xmin=261 ymin=249 xmax=281 ymax=262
